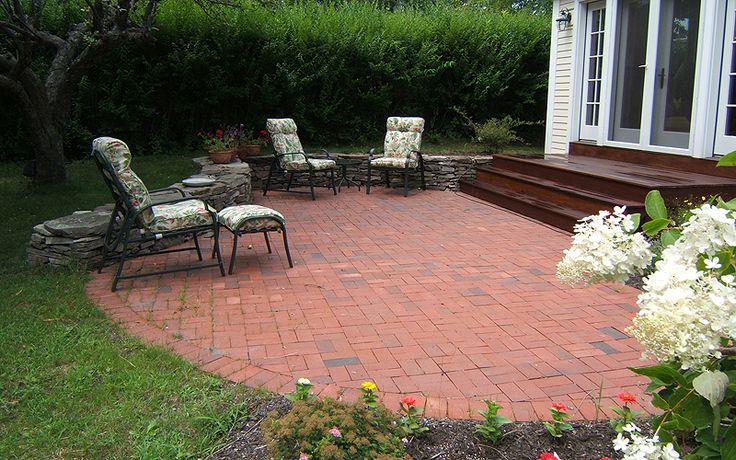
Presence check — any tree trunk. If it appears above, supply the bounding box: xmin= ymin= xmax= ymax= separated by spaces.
xmin=21 ymin=92 xmax=67 ymax=184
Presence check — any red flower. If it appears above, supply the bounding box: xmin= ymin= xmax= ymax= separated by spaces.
xmin=617 ymin=392 xmax=637 ymax=404
xmin=600 ymin=457 xmax=612 ymax=460
xmin=260 ymin=129 xmax=268 ymax=136
xmin=215 ymin=128 xmax=224 ymax=139
xmin=538 ymin=453 xmax=558 ymax=460
xmin=551 ymin=402 xmax=567 ymax=412
xmin=401 ymin=396 xmax=417 ymax=407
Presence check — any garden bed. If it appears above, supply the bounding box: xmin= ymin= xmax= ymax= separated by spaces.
xmin=209 ymin=396 xmax=627 ymax=460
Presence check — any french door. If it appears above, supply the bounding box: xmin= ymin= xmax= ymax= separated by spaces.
xmin=715 ymin=0 xmax=736 ymax=155
xmin=579 ymin=2 xmax=606 ymax=140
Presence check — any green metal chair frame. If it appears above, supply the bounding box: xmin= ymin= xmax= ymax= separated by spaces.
xmin=92 ymin=138 xmax=225 ymax=292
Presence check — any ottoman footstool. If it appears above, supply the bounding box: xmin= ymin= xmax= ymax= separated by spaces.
xmin=218 ymin=205 xmax=294 ymax=274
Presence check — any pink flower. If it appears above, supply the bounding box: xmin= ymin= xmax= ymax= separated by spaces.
xmin=299 ymin=454 xmax=308 ymax=460
xmin=329 ymin=426 xmax=342 ymax=438
xmin=617 ymin=392 xmax=637 ymax=404
xmin=551 ymin=402 xmax=567 ymax=412
xmin=401 ymin=396 xmax=417 ymax=407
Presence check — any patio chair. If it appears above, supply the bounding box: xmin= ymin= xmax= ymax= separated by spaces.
xmin=264 ymin=118 xmax=337 ymax=200
xmin=91 ymin=137 xmax=225 ymax=292
xmin=366 ymin=116 xmax=426 ymax=197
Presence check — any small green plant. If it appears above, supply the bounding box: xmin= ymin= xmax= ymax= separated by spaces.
xmin=543 ymin=402 xmax=572 ymax=438
xmin=472 ymin=116 xmax=525 ymax=153
xmin=285 ymin=377 xmax=313 ymax=401
xmin=475 ymin=400 xmax=512 ymax=442
xmin=398 ymin=396 xmax=428 ymax=438
xmin=360 ymin=381 xmax=379 ymax=409
xmin=609 ymin=392 xmax=642 ymax=433
xmin=263 ymin=397 xmax=407 ymax=460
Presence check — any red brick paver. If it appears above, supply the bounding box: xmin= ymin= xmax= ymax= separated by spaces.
xmin=86 ymin=188 xmax=656 ymax=421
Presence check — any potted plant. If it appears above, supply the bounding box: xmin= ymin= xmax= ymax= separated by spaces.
xmin=237 ymin=129 xmax=270 ymax=160
xmin=199 ymin=126 xmax=239 ymax=164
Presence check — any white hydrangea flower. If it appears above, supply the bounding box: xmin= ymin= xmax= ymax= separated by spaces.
xmin=557 ymin=207 xmax=653 ymax=285
xmin=628 ymin=204 xmax=736 ymax=369
xmin=613 ymin=425 xmax=680 ymax=460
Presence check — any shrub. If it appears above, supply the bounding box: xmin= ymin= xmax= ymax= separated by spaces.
xmin=263 ymin=397 xmax=408 ymax=460
xmin=472 ymin=116 xmax=525 ymax=153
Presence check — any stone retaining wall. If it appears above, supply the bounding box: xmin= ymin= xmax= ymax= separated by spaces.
xmin=27 ymin=159 xmax=252 ymax=268
xmin=246 ymin=154 xmax=492 ymax=193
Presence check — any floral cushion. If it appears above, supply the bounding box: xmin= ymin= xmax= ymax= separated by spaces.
xmin=93 ymin=136 xmax=131 ymax=170
xmin=370 ymin=156 xmax=418 ymax=169
xmin=285 ymin=158 xmax=337 ymax=172
xmin=93 ymin=136 xmax=153 ymax=226
xmin=266 ymin=118 xmax=306 ymax=167
xmin=148 ymin=200 xmax=215 ymax=232
xmin=384 ymin=117 xmax=424 ymax=159
xmin=218 ymin=205 xmax=285 ymax=233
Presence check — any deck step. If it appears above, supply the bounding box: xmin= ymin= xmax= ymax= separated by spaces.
xmin=459 ymin=180 xmax=588 ymax=232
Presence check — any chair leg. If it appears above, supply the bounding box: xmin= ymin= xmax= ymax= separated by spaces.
xmin=309 ymin=170 xmax=316 ymax=200
xmin=213 ymin=225 xmax=225 ymax=276
xmin=193 ymin=232 xmax=203 ymax=260
xmin=111 ymin=230 xmax=131 ymax=292
xmin=330 ymin=169 xmax=337 ymax=195
xmin=228 ymin=233 xmax=239 ymax=275
xmin=281 ymin=225 xmax=294 ymax=268
xmin=264 ymin=232 xmax=272 ymax=253
xmin=263 ymin=161 xmax=275 ymax=196
xmin=99 ymin=207 xmax=119 ymax=273
xmin=286 ymin=172 xmax=294 ymax=191
xmin=366 ymin=164 xmax=372 ymax=194
xmin=403 ymin=170 xmax=409 ymax=197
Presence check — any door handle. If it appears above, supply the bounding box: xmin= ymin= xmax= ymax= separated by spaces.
xmin=658 ymin=68 xmax=665 ymax=89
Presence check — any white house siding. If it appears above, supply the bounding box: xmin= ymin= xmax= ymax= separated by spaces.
xmin=545 ymin=0 xmax=576 ymax=155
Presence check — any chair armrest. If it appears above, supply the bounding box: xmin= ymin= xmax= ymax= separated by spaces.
xmin=150 ymin=186 xmax=188 ymax=198
xmin=368 ymin=148 xmax=383 ymax=160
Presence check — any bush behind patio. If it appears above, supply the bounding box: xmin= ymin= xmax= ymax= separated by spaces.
xmin=0 ymin=0 xmax=549 ymax=160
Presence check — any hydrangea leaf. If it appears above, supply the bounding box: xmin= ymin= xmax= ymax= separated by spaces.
xmin=645 ymin=190 xmax=668 ymax=220
xmin=631 ymin=364 xmax=687 ymax=387
xmin=720 ymin=421 xmax=736 ymax=460
xmin=716 ymin=150 xmax=736 ymax=167
xmin=642 ymin=218 xmax=670 ymax=236
xmin=693 ymin=370 xmax=729 ymax=408
xmin=660 ymin=229 xmax=681 ymax=247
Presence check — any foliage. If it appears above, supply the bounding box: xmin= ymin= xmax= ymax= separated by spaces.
xmin=475 ymin=400 xmax=512 ymax=442
xmin=543 ymin=403 xmax=572 ymax=438
xmin=285 ymin=377 xmax=314 ymax=401
xmin=471 ymin=116 xmax=527 ymax=153
xmin=609 ymin=392 xmax=642 ymax=433
xmin=398 ymin=396 xmax=428 ymax=438
xmin=263 ymin=397 xmax=407 ymax=459
xmin=360 ymin=381 xmax=379 ymax=410
xmin=0 ymin=0 xmax=549 ymax=161
xmin=557 ymin=188 xmax=736 ymax=458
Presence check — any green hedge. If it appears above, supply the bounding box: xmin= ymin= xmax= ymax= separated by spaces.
xmin=0 ymin=1 xmax=550 ymax=160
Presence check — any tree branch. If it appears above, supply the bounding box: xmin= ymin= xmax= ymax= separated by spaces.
xmin=720 ymin=347 xmax=736 ymax=357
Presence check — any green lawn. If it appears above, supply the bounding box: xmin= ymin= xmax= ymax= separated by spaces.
xmin=0 ymin=154 xmax=268 ymax=459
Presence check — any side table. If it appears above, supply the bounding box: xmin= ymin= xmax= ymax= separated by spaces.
xmin=333 ymin=154 xmax=366 ymax=192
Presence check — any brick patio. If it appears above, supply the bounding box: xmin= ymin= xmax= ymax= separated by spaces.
xmin=85 ymin=188 xmax=655 ymax=421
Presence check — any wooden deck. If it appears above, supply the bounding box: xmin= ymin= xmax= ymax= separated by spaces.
xmin=460 ymin=144 xmax=736 ymax=232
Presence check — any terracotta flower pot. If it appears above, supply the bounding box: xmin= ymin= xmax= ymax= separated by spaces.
xmin=237 ymin=144 xmax=262 ymax=160
xmin=208 ymin=148 xmax=236 ymax=164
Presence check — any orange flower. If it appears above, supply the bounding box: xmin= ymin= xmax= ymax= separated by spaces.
xmin=401 ymin=396 xmax=417 ymax=407
xmin=617 ymin=392 xmax=637 ymax=404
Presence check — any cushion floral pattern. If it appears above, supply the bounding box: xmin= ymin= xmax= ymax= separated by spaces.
xmin=384 ymin=117 xmax=424 ymax=159
xmin=149 ymin=200 xmax=215 ymax=232
xmin=93 ymin=136 xmax=154 ymax=226
xmin=218 ymin=205 xmax=285 ymax=233
xmin=286 ymin=158 xmax=337 ymax=172
xmin=266 ymin=118 xmax=306 ymax=167
xmin=370 ymin=157 xmax=418 ymax=169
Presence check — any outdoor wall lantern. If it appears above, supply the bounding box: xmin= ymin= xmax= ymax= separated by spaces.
xmin=556 ymin=8 xmax=572 ymax=31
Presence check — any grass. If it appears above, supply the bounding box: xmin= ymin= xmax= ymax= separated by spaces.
xmin=0 ymin=153 xmax=268 ymax=459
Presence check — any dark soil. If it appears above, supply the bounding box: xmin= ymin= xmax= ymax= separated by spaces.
xmin=209 ymin=396 xmax=624 ymax=460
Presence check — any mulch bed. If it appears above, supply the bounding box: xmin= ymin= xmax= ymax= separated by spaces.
xmin=209 ymin=396 xmax=625 ymax=460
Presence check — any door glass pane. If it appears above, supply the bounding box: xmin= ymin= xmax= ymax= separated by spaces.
xmin=662 ymin=0 xmax=699 ymax=133
xmin=611 ymin=0 xmax=649 ymax=142
xmin=583 ymin=7 xmax=605 ymax=132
